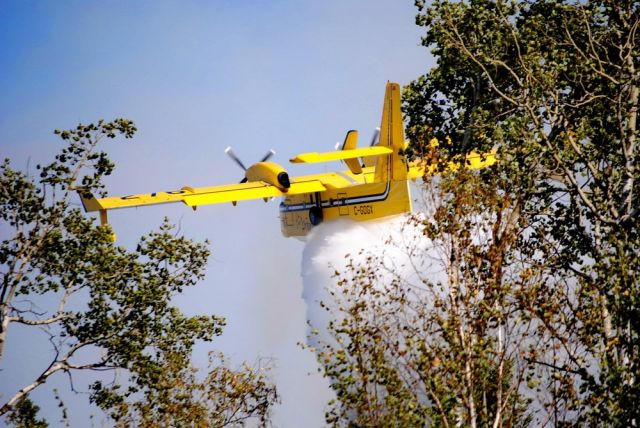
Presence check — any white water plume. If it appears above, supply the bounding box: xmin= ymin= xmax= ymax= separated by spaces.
xmin=300 ymin=214 xmax=440 ymax=351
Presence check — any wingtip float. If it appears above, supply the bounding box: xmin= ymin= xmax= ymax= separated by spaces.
xmin=78 ymin=82 xmax=497 ymax=238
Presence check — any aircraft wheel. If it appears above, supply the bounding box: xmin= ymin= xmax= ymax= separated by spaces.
xmin=309 ymin=207 xmax=323 ymax=226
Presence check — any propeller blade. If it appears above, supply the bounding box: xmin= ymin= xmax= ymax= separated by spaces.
xmin=369 ymin=128 xmax=380 ymax=147
xmin=362 ymin=128 xmax=381 ymax=168
xmin=260 ymin=149 xmax=276 ymax=162
xmin=334 ymin=141 xmax=345 ymax=165
xmin=225 ymin=146 xmax=247 ymax=171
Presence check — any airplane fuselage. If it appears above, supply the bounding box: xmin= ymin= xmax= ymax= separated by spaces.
xmin=278 ymin=166 xmax=412 ymax=237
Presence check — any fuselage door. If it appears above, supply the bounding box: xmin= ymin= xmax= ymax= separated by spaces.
xmin=338 ymin=192 xmax=349 ymax=216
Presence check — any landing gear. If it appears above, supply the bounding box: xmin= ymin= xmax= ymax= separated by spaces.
xmin=309 ymin=206 xmax=323 ymax=226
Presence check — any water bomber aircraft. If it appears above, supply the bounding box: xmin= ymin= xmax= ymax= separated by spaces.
xmin=78 ymin=82 xmax=496 ymax=238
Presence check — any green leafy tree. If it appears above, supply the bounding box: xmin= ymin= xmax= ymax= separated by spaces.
xmin=101 ymin=352 xmax=278 ymax=427
xmin=6 ymin=396 xmax=48 ymax=428
xmin=0 ymin=120 xmax=277 ymax=425
xmin=404 ymin=0 xmax=639 ymax=423
xmin=317 ymin=0 xmax=638 ymax=425
xmin=315 ymin=168 xmax=534 ymax=427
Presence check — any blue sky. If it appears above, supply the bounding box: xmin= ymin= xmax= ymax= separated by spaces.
xmin=1 ymin=1 xmax=433 ymax=425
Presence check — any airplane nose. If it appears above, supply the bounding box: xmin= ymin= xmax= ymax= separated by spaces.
xmin=277 ymin=172 xmax=291 ymax=189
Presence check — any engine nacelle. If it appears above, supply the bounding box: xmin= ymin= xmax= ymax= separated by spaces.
xmin=245 ymin=162 xmax=290 ymax=190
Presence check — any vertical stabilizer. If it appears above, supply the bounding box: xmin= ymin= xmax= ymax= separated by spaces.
xmin=374 ymin=82 xmax=408 ymax=183
xmin=341 ymin=130 xmax=363 ymax=174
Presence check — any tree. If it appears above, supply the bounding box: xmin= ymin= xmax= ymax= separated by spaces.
xmin=0 ymin=120 xmax=277 ymax=425
xmin=98 ymin=352 xmax=278 ymax=427
xmin=316 ymin=0 xmax=639 ymax=425
xmin=405 ymin=0 xmax=639 ymax=423
xmin=314 ymin=169 xmax=534 ymax=427
xmin=6 ymin=397 xmax=48 ymax=428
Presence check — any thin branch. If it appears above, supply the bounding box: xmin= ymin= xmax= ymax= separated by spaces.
xmin=9 ymin=312 xmax=71 ymax=326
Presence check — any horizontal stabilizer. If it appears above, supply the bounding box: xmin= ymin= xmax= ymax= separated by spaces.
xmin=290 ymin=146 xmax=392 ymax=164
xmin=408 ymin=148 xmax=498 ymax=179
xmin=464 ymin=148 xmax=497 ymax=169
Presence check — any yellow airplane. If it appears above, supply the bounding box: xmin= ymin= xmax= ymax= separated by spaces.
xmin=78 ymin=82 xmax=496 ymax=238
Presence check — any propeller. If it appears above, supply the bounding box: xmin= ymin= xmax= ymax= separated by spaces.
xmin=369 ymin=127 xmax=380 ymax=147
xmin=334 ymin=141 xmax=343 ymax=166
xmin=225 ymin=146 xmax=247 ymax=171
xmin=225 ymin=147 xmax=276 ymax=183
xmin=362 ymin=128 xmax=381 ymax=168
xmin=261 ymin=149 xmax=276 ymax=162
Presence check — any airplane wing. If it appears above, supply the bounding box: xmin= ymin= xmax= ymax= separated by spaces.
xmin=79 ymin=179 xmax=326 ymax=213
xmin=183 ymin=179 xmax=325 ymax=206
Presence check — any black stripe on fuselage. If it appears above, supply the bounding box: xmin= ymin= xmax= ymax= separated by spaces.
xmin=280 ymin=152 xmax=394 ymax=214
xmin=279 ymin=180 xmax=391 ymax=213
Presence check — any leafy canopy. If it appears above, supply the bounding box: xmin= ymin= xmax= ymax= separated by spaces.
xmin=1 ymin=119 xmax=277 ymax=426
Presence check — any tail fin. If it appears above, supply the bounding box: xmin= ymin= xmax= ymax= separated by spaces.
xmin=340 ymin=130 xmax=363 ymax=174
xmin=374 ymin=82 xmax=408 ymax=183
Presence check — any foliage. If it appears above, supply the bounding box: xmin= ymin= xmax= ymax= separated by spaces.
xmin=98 ymin=352 xmax=279 ymax=427
xmin=316 ymin=171 xmax=533 ymax=427
xmin=6 ymin=396 xmax=48 ymax=428
xmin=316 ymin=0 xmax=638 ymax=425
xmin=405 ymin=0 xmax=639 ymax=423
xmin=0 ymin=120 xmax=277 ymax=425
